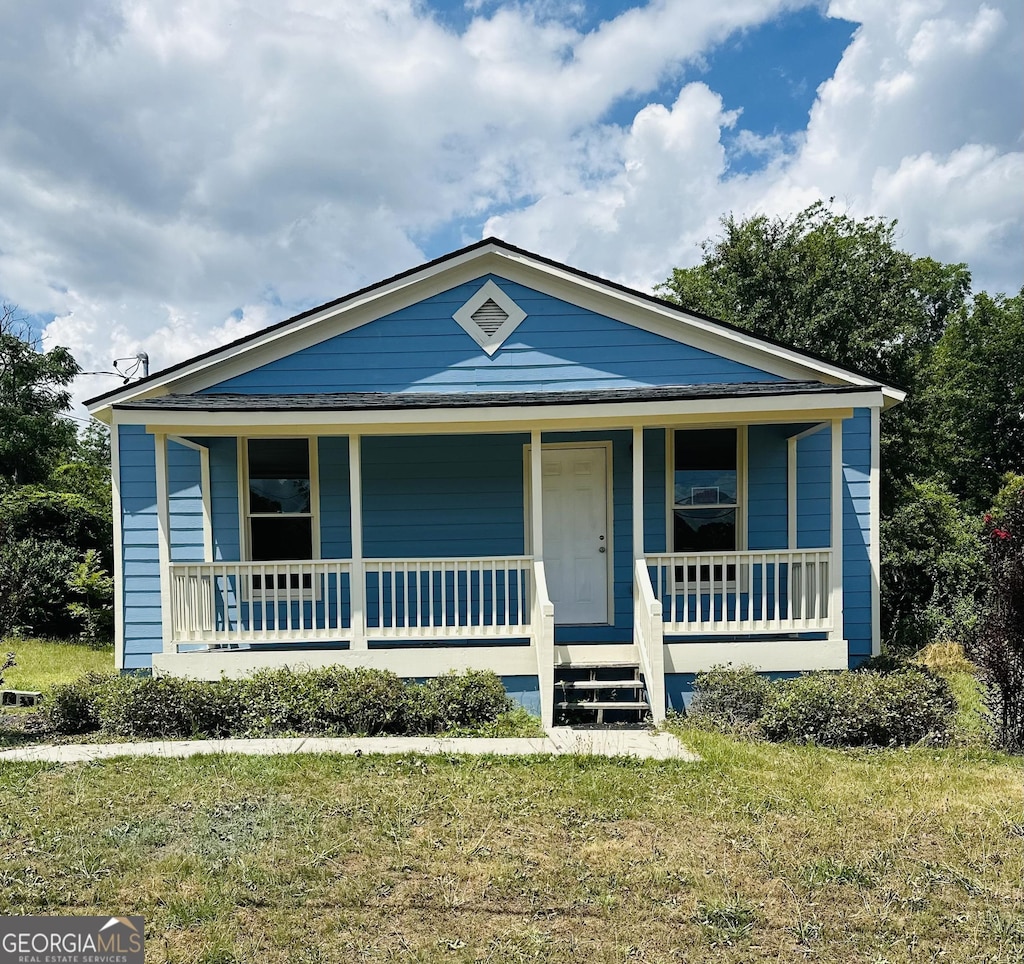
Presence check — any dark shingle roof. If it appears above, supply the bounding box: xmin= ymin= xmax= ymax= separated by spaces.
xmin=114 ymin=380 xmax=877 ymax=413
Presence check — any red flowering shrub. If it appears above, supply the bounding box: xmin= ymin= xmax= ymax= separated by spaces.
xmin=970 ymin=475 xmax=1024 ymax=752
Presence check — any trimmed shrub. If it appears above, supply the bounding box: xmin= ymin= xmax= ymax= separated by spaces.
xmin=96 ymin=676 xmax=245 ymax=739
xmin=44 ymin=672 xmax=112 ymax=735
xmin=44 ymin=667 xmax=515 ymax=740
xmin=411 ymin=670 xmax=514 ymax=733
xmin=239 ymin=667 xmax=409 ymax=736
xmin=760 ymin=668 xmax=955 ymax=747
xmin=690 ymin=665 xmax=771 ymax=730
xmin=238 ymin=668 xmax=336 ymax=736
xmin=316 ymin=667 xmax=409 ymax=735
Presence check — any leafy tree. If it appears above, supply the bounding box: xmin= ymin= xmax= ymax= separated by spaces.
xmin=0 ymin=311 xmax=113 ymax=641
xmin=971 ymin=475 xmax=1024 ymax=751
xmin=658 ymin=202 xmax=972 ymax=509
xmin=881 ymin=481 xmax=983 ymax=651
xmin=0 ymin=304 xmax=80 ymax=484
xmin=659 ymin=201 xmax=970 ymax=390
xmin=922 ymin=290 xmax=1024 ymax=511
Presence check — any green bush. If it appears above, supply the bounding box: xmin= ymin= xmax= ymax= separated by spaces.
xmin=44 ymin=667 xmax=516 ymax=740
xmin=0 ymin=537 xmax=80 ymax=637
xmin=96 ymin=676 xmax=245 ymax=739
xmin=316 ymin=667 xmax=409 ymax=735
xmin=690 ymin=665 xmax=771 ymax=730
xmin=760 ymin=668 xmax=955 ymax=747
xmin=410 ymin=670 xmax=514 ymax=733
xmin=44 ymin=672 xmax=113 ymax=735
xmin=687 ymin=664 xmax=955 ymax=747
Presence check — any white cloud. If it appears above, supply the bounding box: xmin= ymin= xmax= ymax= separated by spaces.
xmin=0 ymin=0 xmax=1018 ymax=415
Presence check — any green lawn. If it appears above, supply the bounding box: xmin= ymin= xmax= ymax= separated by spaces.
xmin=1 ymin=733 xmax=1021 ymax=963
xmin=0 ymin=636 xmax=114 ymax=691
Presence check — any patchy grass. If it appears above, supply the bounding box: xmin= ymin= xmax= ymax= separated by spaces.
xmin=0 ymin=636 xmax=113 ymax=691
xmin=0 ymin=733 xmax=1021 ymax=962
xmin=915 ymin=642 xmax=995 ymax=746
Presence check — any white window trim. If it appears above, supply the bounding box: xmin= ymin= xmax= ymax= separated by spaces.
xmin=666 ymin=426 xmax=747 ymax=591
xmin=238 ymin=436 xmax=321 ymax=599
xmin=452 ymin=279 xmax=527 ymax=356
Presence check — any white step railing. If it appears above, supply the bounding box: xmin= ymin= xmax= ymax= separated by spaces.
xmin=532 ymin=560 xmax=556 ymax=728
xmin=645 ymin=549 xmax=833 ymax=635
xmin=633 ymin=559 xmax=665 ymax=721
xmin=362 ymin=556 xmax=534 ymax=639
xmin=169 ymin=560 xmax=353 ymax=645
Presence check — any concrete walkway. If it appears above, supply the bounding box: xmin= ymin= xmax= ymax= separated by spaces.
xmin=0 ymin=727 xmax=697 ymax=764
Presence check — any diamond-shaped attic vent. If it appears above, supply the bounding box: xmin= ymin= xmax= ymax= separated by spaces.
xmin=471 ymin=299 xmax=509 ymax=334
xmin=452 ymin=280 xmax=527 ymax=355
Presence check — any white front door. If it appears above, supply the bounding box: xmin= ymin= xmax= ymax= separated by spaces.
xmin=540 ymin=446 xmax=611 ymax=624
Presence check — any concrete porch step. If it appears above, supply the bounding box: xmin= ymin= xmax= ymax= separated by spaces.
xmin=556 ymin=700 xmax=650 ymax=711
xmin=556 ymin=679 xmax=643 ymax=690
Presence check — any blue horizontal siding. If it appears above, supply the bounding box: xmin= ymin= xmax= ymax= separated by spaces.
xmin=797 ymin=427 xmax=831 ymax=549
xmin=204 ymin=438 xmax=240 ymax=563
xmin=643 ymin=428 xmax=667 ymax=554
xmin=203 ymin=275 xmax=782 ymax=395
xmin=319 ymin=436 xmax=351 ymax=559
xmin=118 ymin=425 xmax=160 ymax=667
xmin=168 ymin=441 xmax=204 ymax=564
xmin=747 ymin=425 xmax=788 ymax=550
xmin=362 ymin=434 xmax=529 ymax=558
xmin=843 ymin=408 xmax=873 ymax=662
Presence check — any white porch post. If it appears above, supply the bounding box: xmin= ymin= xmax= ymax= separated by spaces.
xmin=529 ymin=430 xmax=554 ymax=728
xmin=349 ymin=433 xmax=367 ymax=650
xmin=787 ymin=437 xmax=798 ymax=550
xmin=869 ymin=406 xmax=881 ymax=656
xmin=830 ymin=419 xmax=845 ymax=645
xmin=632 ymin=425 xmax=644 ymax=561
xmin=633 ymin=424 xmax=665 ymax=721
xmin=530 ymin=430 xmax=543 ymax=558
xmin=154 ymin=432 xmax=174 ymax=657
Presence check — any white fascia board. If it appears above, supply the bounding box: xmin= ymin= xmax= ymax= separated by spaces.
xmin=124 ymin=390 xmax=880 ymax=437
xmin=87 ymin=244 xmax=905 ymax=418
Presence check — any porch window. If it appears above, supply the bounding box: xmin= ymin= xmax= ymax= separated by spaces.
xmin=672 ymin=428 xmax=738 ymax=582
xmin=245 ymin=438 xmax=316 ymax=590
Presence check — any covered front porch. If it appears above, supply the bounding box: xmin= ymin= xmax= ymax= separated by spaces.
xmin=118 ymin=383 xmax=867 ymax=727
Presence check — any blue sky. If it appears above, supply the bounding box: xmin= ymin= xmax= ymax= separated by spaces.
xmin=0 ymin=0 xmax=1020 ymax=407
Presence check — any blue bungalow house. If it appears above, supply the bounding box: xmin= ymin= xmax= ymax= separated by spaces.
xmin=86 ymin=238 xmax=904 ymax=727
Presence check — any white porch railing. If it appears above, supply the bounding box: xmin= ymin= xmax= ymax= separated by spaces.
xmin=646 ymin=549 xmax=834 ymax=635
xmin=169 ymin=560 xmax=354 ymax=644
xmin=633 ymin=559 xmax=665 ymax=722
xmin=362 ymin=557 xmax=533 ymax=639
xmin=169 ymin=557 xmax=536 ymax=648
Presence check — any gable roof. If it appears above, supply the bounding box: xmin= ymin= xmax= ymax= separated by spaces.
xmin=86 ymin=237 xmax=907 ymax=416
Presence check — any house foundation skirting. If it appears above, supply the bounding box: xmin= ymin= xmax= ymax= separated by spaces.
xmin=150 ymin=637 xmax=848 ymax=681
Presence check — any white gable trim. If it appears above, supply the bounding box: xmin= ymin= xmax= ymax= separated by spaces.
xmin=88 ymin=243 xmax=906 ymax=417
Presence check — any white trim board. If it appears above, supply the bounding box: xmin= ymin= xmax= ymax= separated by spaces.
xmin=124 ymin=393 xmax=877 ymax=436
xmin=88 ymin=243 xmax=906 ymax=418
